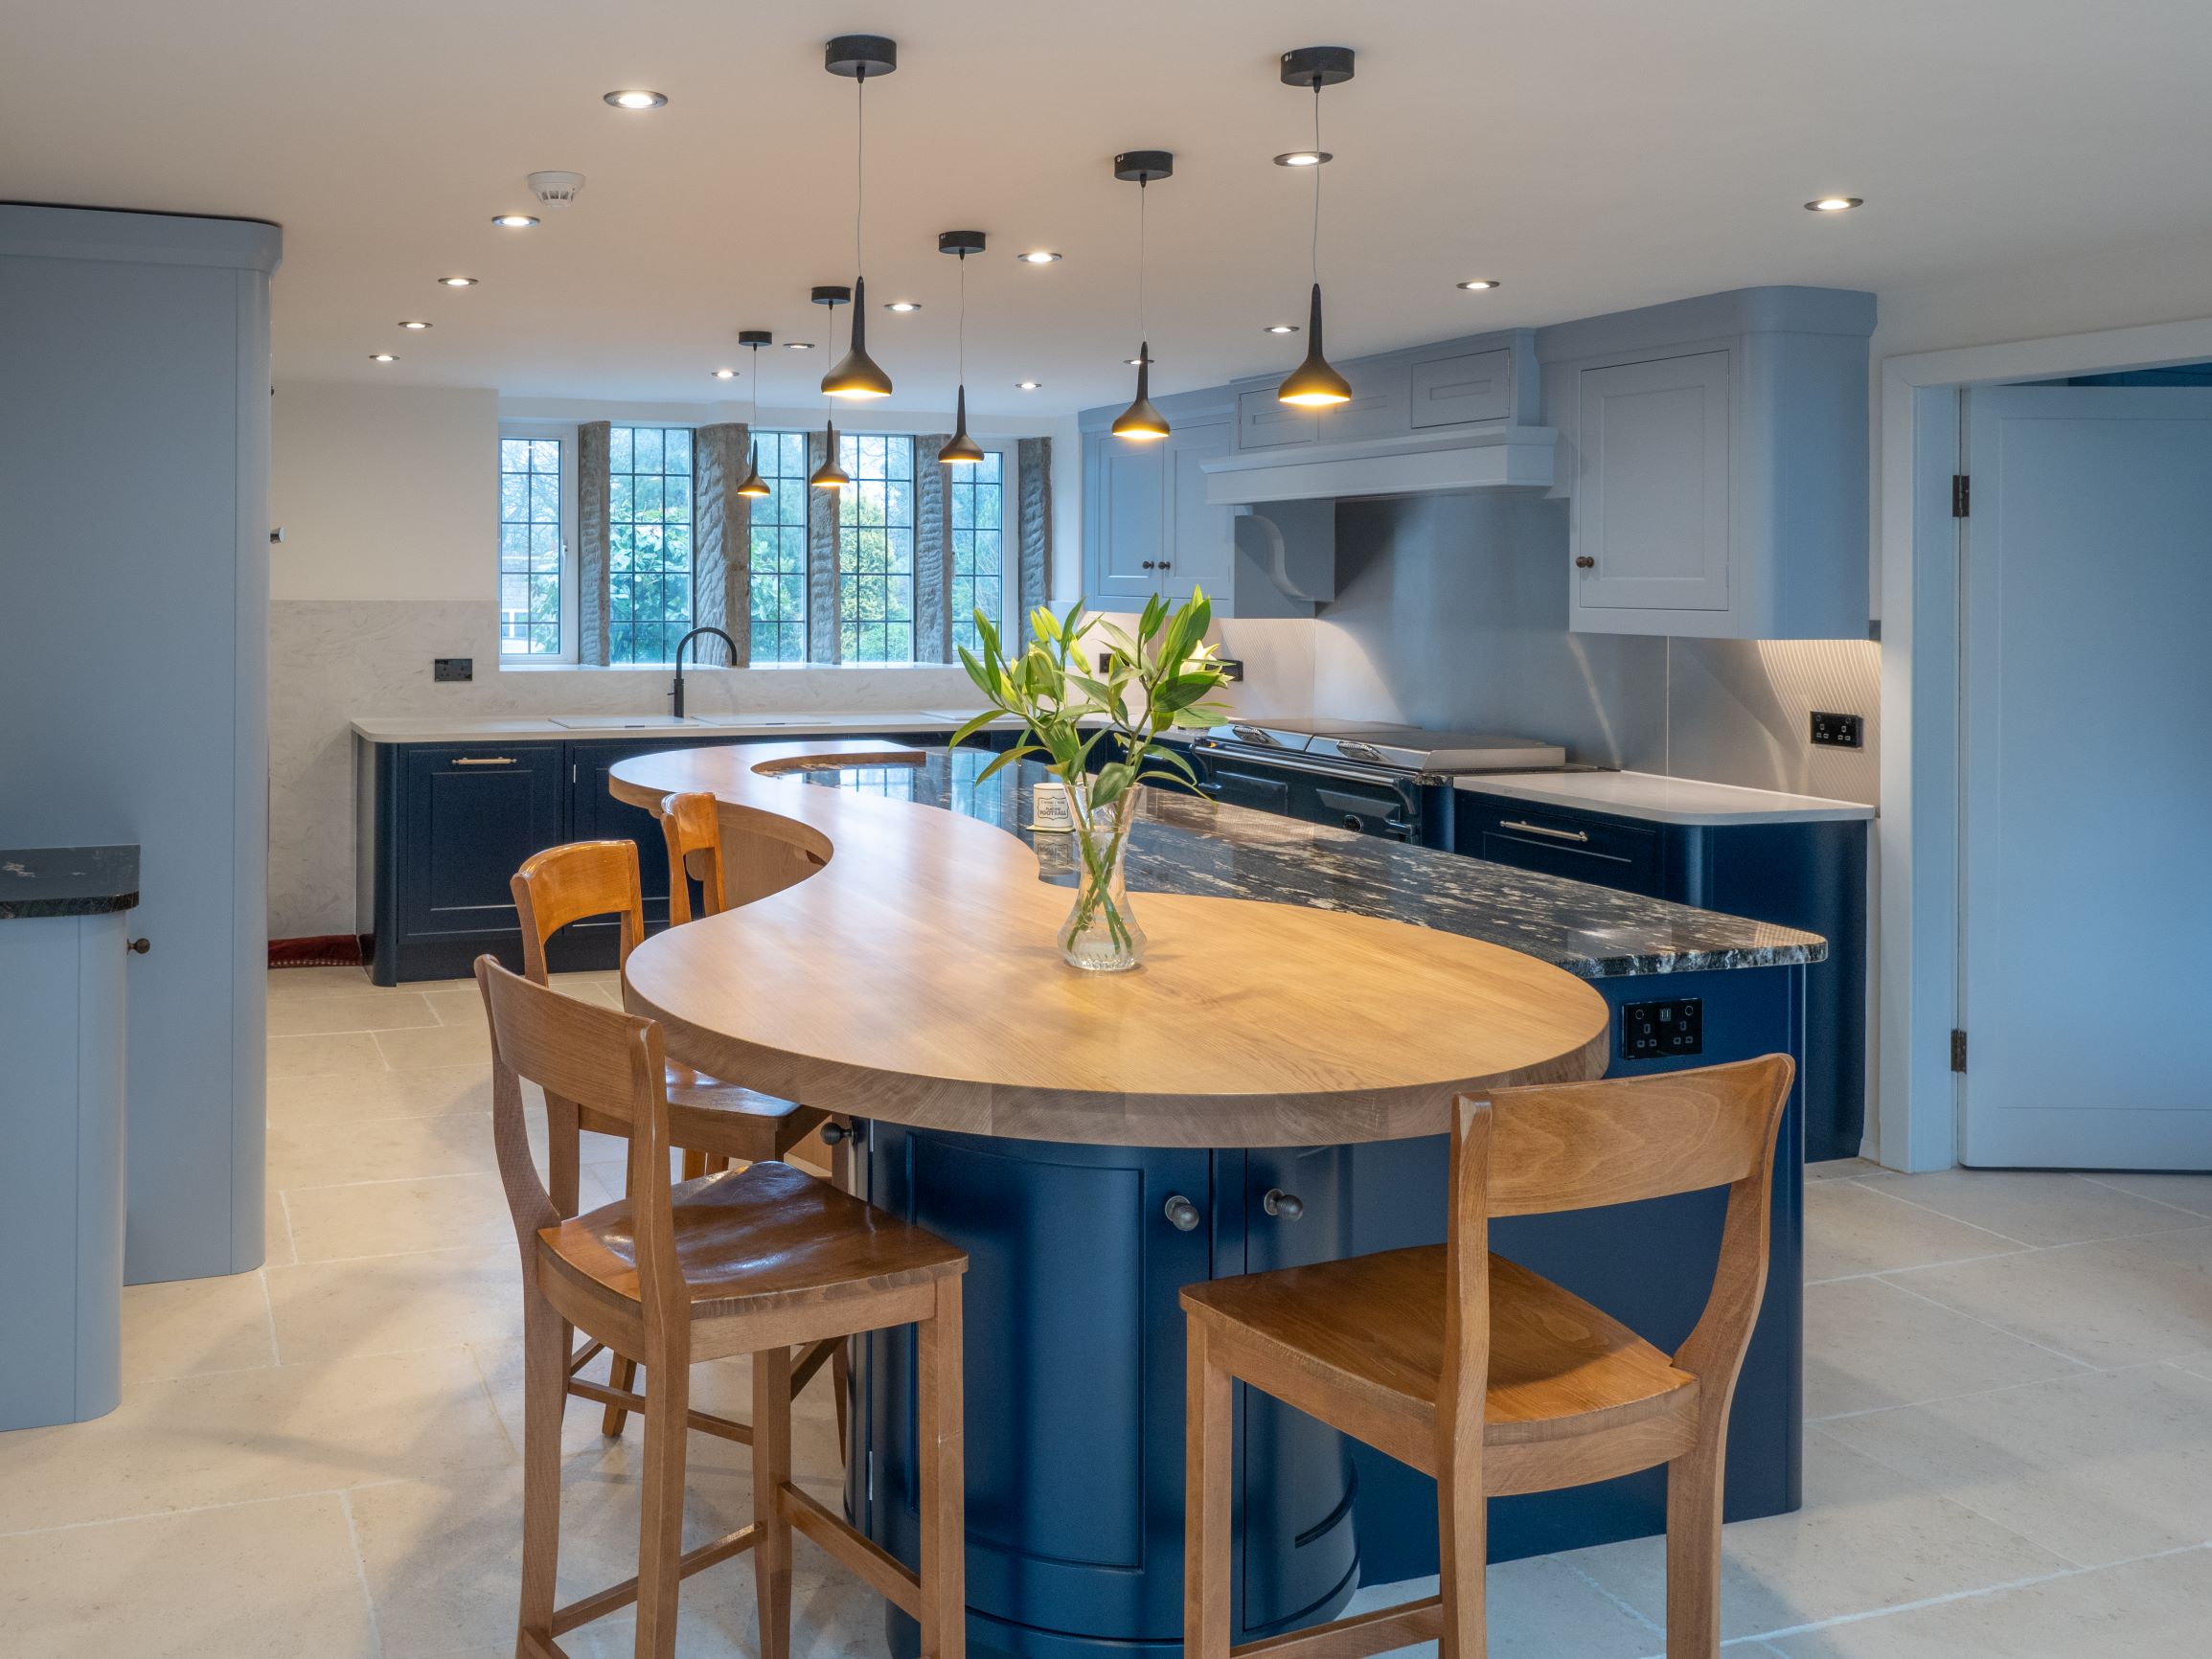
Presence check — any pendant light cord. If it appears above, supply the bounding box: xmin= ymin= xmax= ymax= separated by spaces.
xmin=1311 ymin=80 xmax=1323 ymax=285
xmin=1137 ymin=178 xmax=1149 ymax=358
xmin=855 ymin=72 xmax=867 ymax=274
xmin=957 ymin=252 xmax=968 ymax=383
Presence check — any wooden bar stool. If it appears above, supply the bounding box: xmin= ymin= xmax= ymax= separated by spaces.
xmin=476 ymin=956 xmax=969 ymax=1659
xmin=1181 ymin=1056 xmax=1794 ymax=1659
xmin=511 ymin=839 xmax=832 ymax=1437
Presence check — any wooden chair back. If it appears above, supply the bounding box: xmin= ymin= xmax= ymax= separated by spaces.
xmin=474 ymin=954 xmax=686 ymax=1333
xmin=1441 ymin=1055 xmax=1794 ymax=1480
xmin=510 ymin=840 xmax=646 ymax=982
xmin=659 ymin=791 xmax=727 ymax=926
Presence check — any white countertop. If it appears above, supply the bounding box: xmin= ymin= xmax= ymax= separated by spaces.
xmin=1454 ymin=769 xmax=1874 ymax=826
xmin=350 ymin=710 xmax=1018 ymax=744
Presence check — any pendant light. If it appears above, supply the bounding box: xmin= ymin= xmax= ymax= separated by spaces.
xmin=1110 ymin=150 xmax=1174 ymax=443
xmin=937 ymin=231 xmax=987 ymax=465
xmin=734 ymin=330 xmax=772 ymax=498
xmin=809 ymin=285 xmax=854 ymax=489
xmin=1276 ymin=47 xmax=1355 ymax=409
xmin=821 ymin=35 xmax=897 ymax=401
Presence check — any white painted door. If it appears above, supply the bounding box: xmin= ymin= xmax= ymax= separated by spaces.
xmin=1960 ymin=385 xmax=2212 ymax=1169
xmin=1573 ymin=350 xmax=1731 ymax=613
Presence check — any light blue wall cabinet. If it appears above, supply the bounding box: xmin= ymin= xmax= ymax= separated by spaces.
xmin=1538 ymin=287 xmax=1876 ymax=640
xmin=1079 ymin=400 xmax=1237 ymax=610
xmin=0 ymin=206 xmax=282 ymax=1283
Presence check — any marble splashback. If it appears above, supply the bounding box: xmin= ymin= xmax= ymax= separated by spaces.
xmin=268 ymin=599 xmax=977 ymax=937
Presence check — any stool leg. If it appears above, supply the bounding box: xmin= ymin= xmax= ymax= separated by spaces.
xmin=680 ymin=1148 xmax=708 ymax=1181
xmin=918 ymin=1278 xmax=966 ymax=1659
xmin=1665 ymin=1443 xmax=1725 ymax=1658
xmin=517 ymin=1295 xmax=568 ymax=1656
xmin=832 ymin=1339 xmax=851 ymax=1463
xmin=1183 ymin=1320 xmax=1231 ymax=1659
xmin=753 ymin=1344 xmax=795 ymax=1659
xmin=632 ymin=1332 xmax=691 ymax=1659
xmin=1436 ymin=1446 xmax=1487 ymax=1659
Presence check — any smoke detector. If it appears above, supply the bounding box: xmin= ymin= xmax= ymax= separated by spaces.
xmin=527 ymin=170 xmax=585 ymax=209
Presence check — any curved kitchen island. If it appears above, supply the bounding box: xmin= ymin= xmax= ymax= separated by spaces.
xmin=612 ymin=740 xmax=1821 ymax=1659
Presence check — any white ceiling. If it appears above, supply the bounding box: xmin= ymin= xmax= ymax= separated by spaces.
xmin=7 ymin=0 xmax=2212 ymax=417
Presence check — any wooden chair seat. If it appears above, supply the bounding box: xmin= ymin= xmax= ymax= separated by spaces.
xmin=1183 ymin=1246 xmax=1699 ymax=1483
xmin=543 ymin=1159 xmax=966 ymax=1319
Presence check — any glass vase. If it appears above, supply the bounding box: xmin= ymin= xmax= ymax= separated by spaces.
xmin=1058 ymin=788 xmax=1146 ymax=972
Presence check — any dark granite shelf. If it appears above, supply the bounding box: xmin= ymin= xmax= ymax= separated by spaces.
xmin=0 ymin=846 xmax=141 ymax=920
xmin=803 ymin=752 xmax=1825 ymax=980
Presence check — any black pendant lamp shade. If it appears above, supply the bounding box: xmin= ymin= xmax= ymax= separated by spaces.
xmin=735 ymin=329 xmax=773 ymax=497
xmin=939 ymin=230 xmax=987 ymax=465
xmin=810 ymin=286 xmax=854 ymax=489
xmin=822 ymin=35 xmax=897 ymax=401
xmin=1111 ymin=150 xmax=1174 ymax=443
xmin=1276 ymin=47 xmax=1356 ymax=410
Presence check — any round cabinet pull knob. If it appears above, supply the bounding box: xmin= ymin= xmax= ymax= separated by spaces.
xmin=127 ymin=937 xmax=151 ymax=955
xmin=1157 ymin=560 xmax=1172 ymax=571
xmin=818 ymin=1123 xmax=849 ymax=1145
xmin=1141 ymin=560 xmax=1156 ymax=570
xmin=1163 ymin=1193 xmax=1202 ymax=1232
xmin=1574 ymin=556 xmax=1596 ymax=569
xmin=1263 ymin=1188 xmax=1305 ymax=1220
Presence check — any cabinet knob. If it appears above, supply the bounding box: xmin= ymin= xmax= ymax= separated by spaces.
xmin=818 ymin=1122 xmax=849 ymax=1145
xmin=1263 ymin=1188 xmax=1305 ymax=1220
xmin=126 ymin=937 xmax=150 ymax=955
xmin=1163 ymin=1193 xmax=1202 ymax=1232
xmin=1141 ymin=560 xmax=1156 ymax=570
xmin=1157 ymin=560 xmax=1172 ymax=572
xmin=1574 ymin=556 xmax=1596 ymax=570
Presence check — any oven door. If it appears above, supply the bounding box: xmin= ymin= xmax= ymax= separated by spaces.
xmin=1192 ymin=741 xmax=1422 ymax=842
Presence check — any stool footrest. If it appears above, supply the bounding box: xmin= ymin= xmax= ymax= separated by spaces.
xmin=550 ymin=1522 xmax=760 ymax=1636
xmin=1231 ymin=1594 xmax=1444 ymax=1659
xmin=790 ymin=1334 xmax=843 ymax=1394
xmin=781 ymin=1480 xmax=921 ymax=1617
xmin=565 ymin=1339 xmax=605 ymax=1377
xmin=564 ymin=1376 xmax=754 ymax=1446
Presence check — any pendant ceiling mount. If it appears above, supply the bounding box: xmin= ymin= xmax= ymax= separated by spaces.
xmin=1110 ymin=151 xmax=1174 ymax=443
xmin=1280 ymin=45 xmax=1355 ymax=87
xmin=824 ymin=34 xmax=898 ymax=78
xmin=938 ymin=230 xmax=987 ymax=257
xmin=1113 ymin=150 xmax=1174 ymax=184
xmin=1276 ymin=45 xmax=1357 ymax=410
xmin=939 ymin=230 xmax=988 ymax=466
xmin=821 ymin=37 xmax=896 ymax=401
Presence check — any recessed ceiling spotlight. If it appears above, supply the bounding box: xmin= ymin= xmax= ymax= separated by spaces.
xmin=438 ymin=275 xmax=477 ymax=287
xmin=1456 ymin=279 xmax=1501 ymax=291
xmin=369 ymin=352 xmax=398 ymax=363
xmin=1016 ymin=380 xmax=1042 ymax=390
xmin=1805 ymin=195 xmax=1863 ymax=213
xmin=1017 ymin=251 xmax=1061 ymax=264
xmin=884 ymin=301 xmax=922 ymax=312
xmin=711 ymin=368 xmax=739 ymax=380
xmin=1264 ymin=324 xmax=1300 ymax=334
xmin=398 ymin=320 xmax=432 ymax=330
xmin=491 ymin=214 xmax=540 ymax=229
xmin=1273 ymin=150 xmax=1331 ymax=168
xmin=604 ymin=90 xmax=667 ymax=110
xmin=784 ymin=340 xmax=815 ymax=351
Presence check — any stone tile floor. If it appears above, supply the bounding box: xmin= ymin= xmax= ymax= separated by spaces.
xmin=3 ymin=965 xmax=2209 ymax=1656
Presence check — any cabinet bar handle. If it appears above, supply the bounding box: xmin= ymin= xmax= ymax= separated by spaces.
xmin=1500 ymin=819 xmax=1589 ymax=843
xmin=452 ymin=756 xmax=517 ymax=765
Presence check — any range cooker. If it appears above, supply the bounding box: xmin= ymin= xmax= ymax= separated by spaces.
xmin=1189 ymin=719 xmax=1566 ymax=847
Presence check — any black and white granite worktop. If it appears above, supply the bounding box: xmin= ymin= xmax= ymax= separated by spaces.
xmin=0 ymin=846 xmax=141 ymax=920
xmin=806 ymin=751 xmax=1824 ymax=980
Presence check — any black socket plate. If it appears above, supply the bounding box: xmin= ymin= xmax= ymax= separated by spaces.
xmin=938 ymin=230 xmax=987 ymax=256
xmin=1281 ymin=46 xmax=1355 ymax=87
xmin=825 ymin=34 xmax=898 ymax=78
xmin=738 ymin=329 xmax=773 ymax=347
xmin=1114 ymin=149 xmax=1174 ymax=183
xmin=810 ymin=284 xmax=853 ymax=307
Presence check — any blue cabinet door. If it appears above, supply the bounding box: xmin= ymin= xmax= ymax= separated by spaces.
xmin=562 ymin=739 xmax=696 ymax=964
xmin=395 ymin=743 xmax=564 ymax=976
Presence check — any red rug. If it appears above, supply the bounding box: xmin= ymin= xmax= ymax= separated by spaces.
xmin=268 ymin=934 xmax=366 ymax=969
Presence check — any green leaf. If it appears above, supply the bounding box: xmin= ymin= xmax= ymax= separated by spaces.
xmin=949 ymin=712 xmax=1002 ymax=748
xmin=972 ymin=745 xmax=1037 ymax=785
xmin=1089 ymin=761 xmax=1134 ymax=808
xmin=1145 ymin=744 xmax=1199 ymax=784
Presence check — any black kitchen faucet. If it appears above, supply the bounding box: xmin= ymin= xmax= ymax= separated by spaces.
xmin=669 ymin=625 xmax=738 ymax=719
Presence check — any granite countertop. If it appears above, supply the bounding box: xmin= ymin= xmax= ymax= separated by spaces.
xmin=805 ymin=751 xmax=1825 ymax=979
xmin=0 ymin=846 xmax=141 ymax=920
xmin=1455 ymin=769 xmax=1874 ymax=826
xmin=350 ymin=709 xmax=1021 ymax=744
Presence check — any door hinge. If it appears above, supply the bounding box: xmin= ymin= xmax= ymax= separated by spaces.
xmin=1950 ymin=474 xmax=1971 ymax=517
xmin=1950 ymin=1028 xmax=1968 ymax=1074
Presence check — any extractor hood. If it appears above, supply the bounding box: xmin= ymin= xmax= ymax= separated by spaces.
xmin=1200 ymin=423 xmax=1558 ymax=507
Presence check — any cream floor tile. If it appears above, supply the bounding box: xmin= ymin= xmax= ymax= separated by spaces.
xmin=266 ymin=989 xmax=440 ymax=1036
xmin=1804 ymin=1277 xmax=2086 ymax=1420
xmin=120 ymin=1270 xmax=275 ymax=1384
xmin=1805 ymin=1180 xmax=2021 ymax=1283
xmin=0 ymin=1347 xmax=511 ymax=1532
xmin=376 ymin=1020 xmax=494 ymax=1072
xmin=266 ymin=1031 xmax=389 ymax=1079
xmin=1822 ymin=1362 xmax=2212 ymax=1568
xmin=267 ymin=1063 xmax=494 ymax=1121
xmin=1563 ymin=1433 xmax=2070 ymax=1643
xmin=1805 ymin=1157 xmax=1881 ymax=1182
xmin=268 ymin=1107 xmax=498 ymax=1189
xmin=2080 ymin=1170 xmax=2212 ymax=1217
xmin=264 ymin=965 xmax=376 ymax=997
xmin=0 ymin=1493 xmax=379 ymax=1659
xmin=266 ymin=1244 xmax=522 ymax=1361
xmin=1767 ymin=1544 xmax=2212 ymax=1657
xmin=284 ymin=1170 xmax=517 ymax=1262
xmin=262 ymin=1183 xmax=296 ymax=1268
xmin=1855 ymin=1170 xmax=2203 ymax=1248
xmin=1341 ymin=1561 xmax=1661 ymax=1659
xmin=1888 ymin=1226 xmax=2212 ymax=1370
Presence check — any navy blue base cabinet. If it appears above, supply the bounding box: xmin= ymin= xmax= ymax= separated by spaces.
xmin=857 ymin=964 xmax=1804 ymax=1659
xmin=355 ymin=731 xmax=989 ymax=984
xmin=1458 ymin=789 xmax=1866 ymax=1161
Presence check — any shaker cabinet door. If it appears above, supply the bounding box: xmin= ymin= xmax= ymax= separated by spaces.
xmin=1573 ymin=350 xmax=1732 ymax=613
xmin=1095 ymin=436 xmax=1167 ymax=601
xmin=398 ymin=744 xmax=565 ymax=945
xmin=1162 ymin=420 xmax=1233 ymax=602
